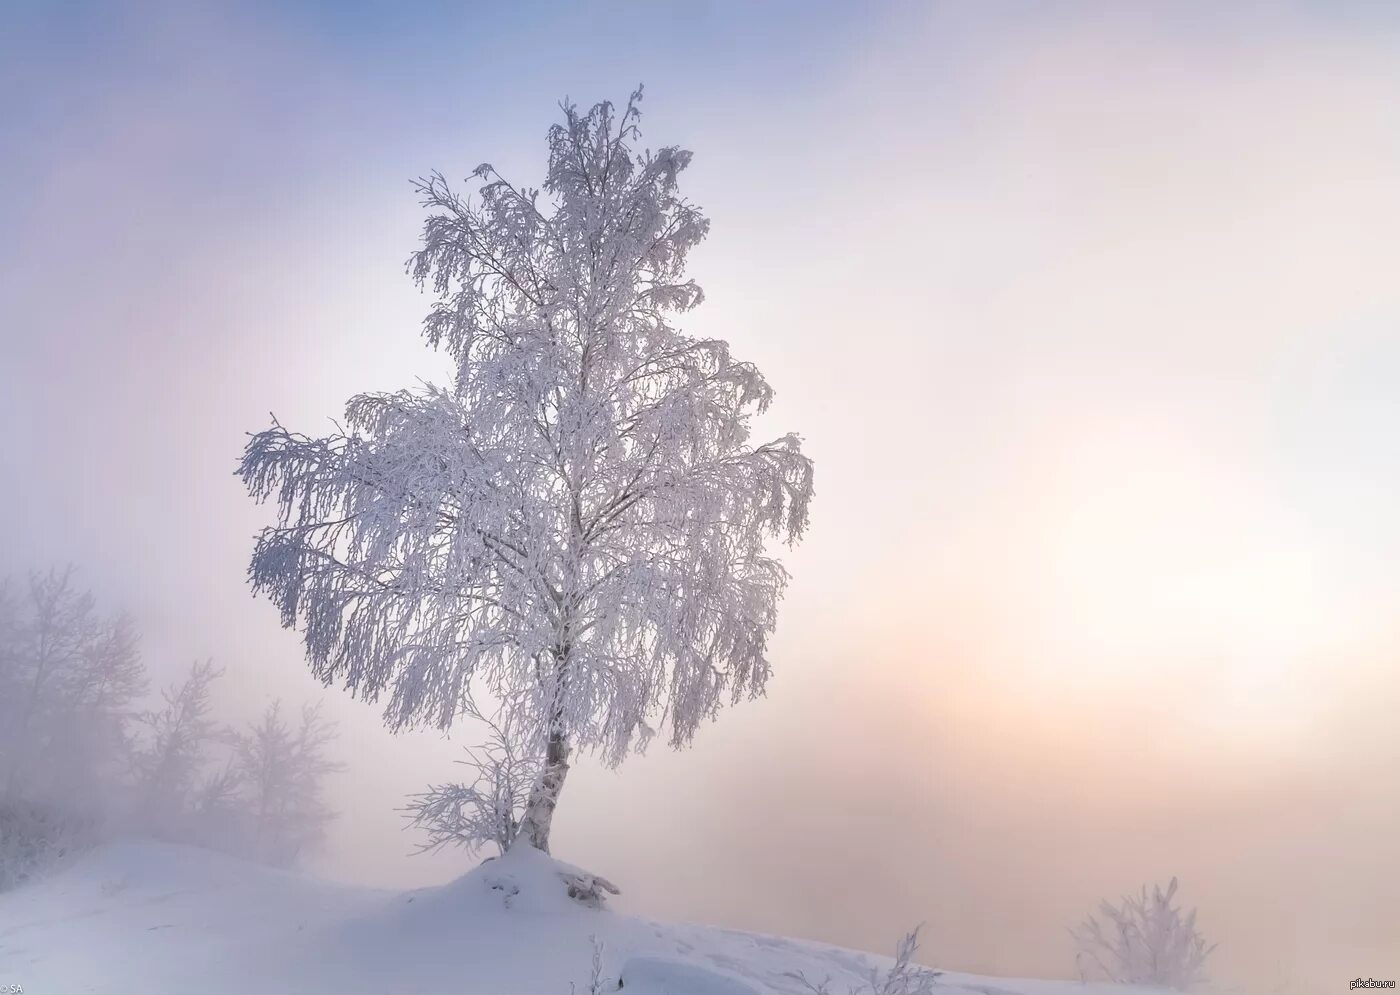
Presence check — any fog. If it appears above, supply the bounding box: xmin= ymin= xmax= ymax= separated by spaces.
xmin=3 ymin=2 xmax=1398 ymax=992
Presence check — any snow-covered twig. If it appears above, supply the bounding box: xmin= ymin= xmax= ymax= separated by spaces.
xmin=787 ymin=926 xmax=942 ymax=995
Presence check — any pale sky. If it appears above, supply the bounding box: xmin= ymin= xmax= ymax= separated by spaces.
xmin=3 ymin=3 xmax=1398 ymax=992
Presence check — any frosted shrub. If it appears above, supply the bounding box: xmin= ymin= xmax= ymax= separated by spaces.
xmin=404 ymin=696 xmax=541 ymax=856
xmin=788 ymin=927 xmax=942 ymax=995
xmin=0 ymin=797 xmax=93 ymax=892
xmin=1072 ymin=877 xmax=1216 ymax=990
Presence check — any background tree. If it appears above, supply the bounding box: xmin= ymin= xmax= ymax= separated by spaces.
xmin=240 ymin=89 xmax=813 ymax=852
xmin=0 ymin=579 xmax=14 ymax=721
xmin=0 ymin=568 xmax=143 ymax=808
xmin=0 ymin=566 xmax=350 ymax=884
xmin=233 ymin=700 xmax=345 ymax=866
xmin=0 ymin=568 xmax=144 ymax=888
xmin=50 ymin=613 xmax=147 ymax=804
xmin=186 ymin=759 xmax=246 ymax=853
xmin=130 ymin=660 xmax=225 ymax=834
xmin=0 ymin=578 xmax=28 ymax=794
xmin=0 ymin=568 xmax=99 ymax=800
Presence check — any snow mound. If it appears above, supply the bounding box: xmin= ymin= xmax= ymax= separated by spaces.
xmin=0 ymin=840 xmax=1153 ymax=995
xmin=351 ymin=837 xmax=618 ymax=933
xmin=621 ymin=956 xmax=765 ymax=995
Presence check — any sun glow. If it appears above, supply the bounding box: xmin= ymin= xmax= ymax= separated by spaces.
xmin=987 ymin=417 xmax=1348 ymax=750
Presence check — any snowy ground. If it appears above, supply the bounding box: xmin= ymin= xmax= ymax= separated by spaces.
xmin=0 ymin=841 xmax=1154 ymax=995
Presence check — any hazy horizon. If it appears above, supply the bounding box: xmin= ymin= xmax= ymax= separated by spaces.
xmin=3 ymin=3 xmax=1399 ymax=992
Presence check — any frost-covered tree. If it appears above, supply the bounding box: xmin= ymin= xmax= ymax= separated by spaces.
xmin=130 ymin=660 xmax=225 ymax=831
xmin=0 ymin=568 xmax=99 ymax=799
xmin=240 ymin=89 xmax=813 ymax=852
xmin=0 ymin=570 xmax=144 ymax=884
xmin=1072 ymin=877 xmax=1217 ymax=990
xmin=52 ymin=613 xmax=147 ymax=801
xmin=0 ymin=579 xmax=14 ymax=704
xmin=69 ymin=614 xmax=146 ymax=719
xmin=186 ymin=759 xmax=246 ymax=852
xmin=0 ymin=568 xmax=144 ymax=807
xmin=233 ymin=700 xmax=344 ymax=866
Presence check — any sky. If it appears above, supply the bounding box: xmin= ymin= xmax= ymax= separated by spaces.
xmin=2 ymin=2 xmax=1399 ymax=991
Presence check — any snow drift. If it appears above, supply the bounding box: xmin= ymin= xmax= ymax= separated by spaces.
xmin=0 ymin=840 xmax=1149 ymax=995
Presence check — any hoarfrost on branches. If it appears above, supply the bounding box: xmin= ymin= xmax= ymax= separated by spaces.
xmin=0 ymin=565 xmax=349 ymax=879
xmin=1071 ymin=877 xmax=1217 ymax=990
xmin=403 ymin=692 xmax=541 ymax=856
xmin=0 ymin=797 xmax=92 ymax=892
xmin=130 ymin=661 xmax=224 ymax=830
xmin=240 ymin=88 xmax=813 ymax=850
xmin=1 ymin=567 xmax=146 ymax=806
xmin=233 ymin=700 xmax=346 ymax=867
xmin=787 ymin=927 xmax=942 ymax=995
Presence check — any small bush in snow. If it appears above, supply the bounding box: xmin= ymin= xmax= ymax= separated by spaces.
xmin=0 ymin=797 xmax=93 ymax=892
xmin=1071 ymin=877 xmax=1216 ymax=990
xmin=404 ymin=695 xmax=542 ymax=857
xmin=787 ymin=927 xmax=942 ymax=995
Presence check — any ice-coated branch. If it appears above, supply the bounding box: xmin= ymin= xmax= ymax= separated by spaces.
xmin=402 ymin=693 xmax=542 ymax=856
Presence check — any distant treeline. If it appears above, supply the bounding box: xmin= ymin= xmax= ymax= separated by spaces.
xmin=0 ymin=566 xmax=345 ymax=889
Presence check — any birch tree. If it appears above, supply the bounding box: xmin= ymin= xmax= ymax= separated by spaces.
xmin=239 ymin=89 xmax=813 ymax=852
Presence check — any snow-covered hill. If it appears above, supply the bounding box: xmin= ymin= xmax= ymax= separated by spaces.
xmin=0 ymin=841 xmax=1149 ymax=995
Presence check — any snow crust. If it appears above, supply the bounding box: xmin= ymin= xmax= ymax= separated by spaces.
xmin=0 ymin=841 xmax=1151 ymax=995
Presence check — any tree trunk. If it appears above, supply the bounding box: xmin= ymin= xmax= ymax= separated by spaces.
xmin=518 ymin=728 xmax=570 ymax=853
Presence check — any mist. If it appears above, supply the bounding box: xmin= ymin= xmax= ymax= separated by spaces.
xmin=3 ymin=3 xmax=1398 ymax=993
